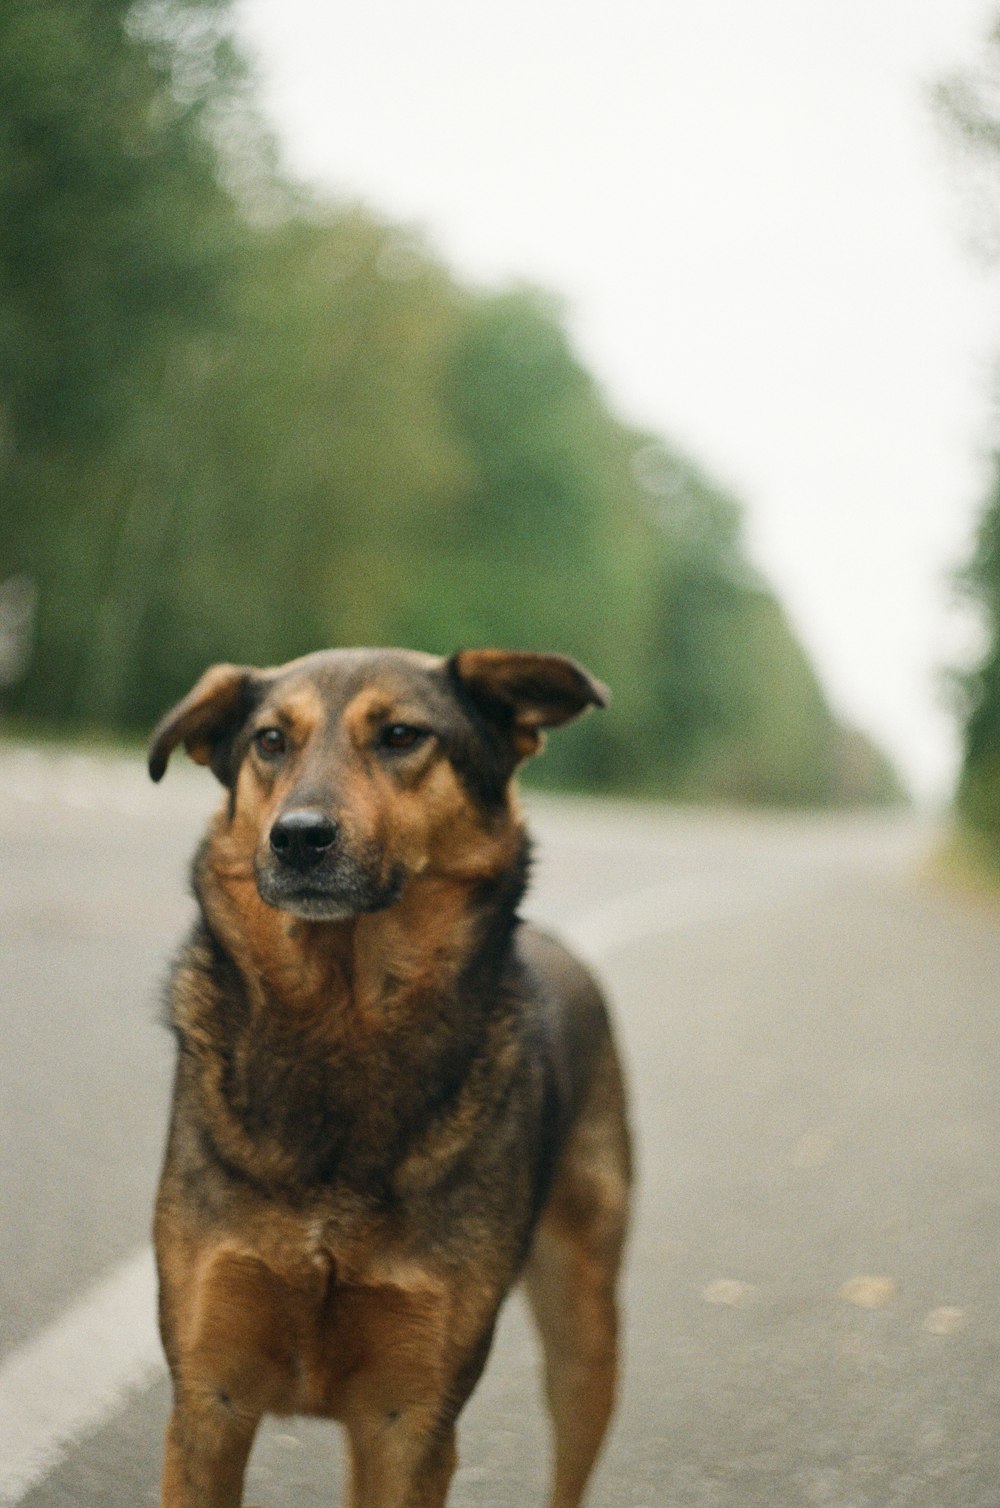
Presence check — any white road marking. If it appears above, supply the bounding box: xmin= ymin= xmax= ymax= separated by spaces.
xmin=0 ymin=1247 xmax=162 ymax=1506
xmin=0 ymin=837 xmax=880 ymax=1504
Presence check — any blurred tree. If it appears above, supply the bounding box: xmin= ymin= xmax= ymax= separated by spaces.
xmin=0 ymin=0 xmax=898 ymax=807
xmin=639 ymin=469 xmax=844 ymax=804
xmin=0 ymin=0 xmax=228 ymax=448
xmin=399 ymin=289 xmax=660 ymax=789
xmin=127 ymin=209 xmax=472 ymax=724
xmin=0 ymin=0 xmax=248 ymax=723
xmin=954 ymin=454 xmax=1000 ymax=848
xmin=939 ymin=29 xmax=1000 ymax=847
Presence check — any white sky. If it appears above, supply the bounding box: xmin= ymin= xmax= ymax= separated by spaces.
xmin=235 ymin=0 xmax=1000 ymax=804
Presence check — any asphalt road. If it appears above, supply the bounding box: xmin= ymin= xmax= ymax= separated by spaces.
xmin=2 ymin=743 xmax=1000 ymax=1507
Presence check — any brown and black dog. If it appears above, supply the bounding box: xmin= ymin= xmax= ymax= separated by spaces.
xmin=148 ymin=647 xmax=631 ymax=1508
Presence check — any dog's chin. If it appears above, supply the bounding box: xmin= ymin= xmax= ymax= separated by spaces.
xmin=267 ymin=890 xmax=361 ymax=922
xmin=255 ymin=863 xmax=403 ymax=922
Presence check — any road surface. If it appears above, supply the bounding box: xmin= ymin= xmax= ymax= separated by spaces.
xmin=2 ymin=743 xmax=999 ymax=1507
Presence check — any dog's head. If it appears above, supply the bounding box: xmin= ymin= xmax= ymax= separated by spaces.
xmin=149 ymin=648 xmax=607 ymax=921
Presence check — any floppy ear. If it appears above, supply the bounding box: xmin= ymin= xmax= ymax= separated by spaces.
xmin=449 ymin=649 xmax=609 ymax=759
xmin=148 ymin=663 xmax=258 ymax=784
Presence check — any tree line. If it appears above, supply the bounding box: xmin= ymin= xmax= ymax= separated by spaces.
xmin=941 ymin=18 xmax=1000 ymax=852
xmin=0 ymin=0 xmax=900 ymax=804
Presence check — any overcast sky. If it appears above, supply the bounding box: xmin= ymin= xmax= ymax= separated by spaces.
xmin=235 ymin=0 xmax=1000 ymax=803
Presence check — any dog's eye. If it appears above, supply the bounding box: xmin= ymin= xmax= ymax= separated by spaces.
xmin=254 ymin=727 xmax=286 ymax=758
xmin=379 ymin=723 xmax=429 ymax=752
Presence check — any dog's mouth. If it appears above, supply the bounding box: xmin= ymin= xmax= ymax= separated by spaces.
xmin=254 ymin=857 xmax=405 ymax=921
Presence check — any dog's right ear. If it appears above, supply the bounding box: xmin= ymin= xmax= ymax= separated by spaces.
xmin=148 ymin=663 xmax=258 ymax=784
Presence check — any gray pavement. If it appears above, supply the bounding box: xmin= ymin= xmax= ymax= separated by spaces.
xmin=2 ymin=744 xmax=999 ymax=1506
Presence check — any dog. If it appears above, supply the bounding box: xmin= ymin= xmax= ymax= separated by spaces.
xmin=148 ymin=647 xmax=631 ymax=1508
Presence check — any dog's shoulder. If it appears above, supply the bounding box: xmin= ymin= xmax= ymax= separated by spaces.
xmin=514 ymin=923 xmax=611 ymax=1118
xmin=516 ymin=920 xmax=606 ymax=1022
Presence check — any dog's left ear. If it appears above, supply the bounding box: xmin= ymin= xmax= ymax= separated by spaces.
xmin=449 ymin=649 xmax=609 ymax=759
xmin=148 ymin=663 xmax=259 ymax=784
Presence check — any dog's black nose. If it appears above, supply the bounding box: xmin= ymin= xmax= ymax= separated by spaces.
xmin=269 ymin=809 xmax=339 ymax=872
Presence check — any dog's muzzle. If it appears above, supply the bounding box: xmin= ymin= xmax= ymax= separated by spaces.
xmin=257 ymin=809 xmax=403 ymax=920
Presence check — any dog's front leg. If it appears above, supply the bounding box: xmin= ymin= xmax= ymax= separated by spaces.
xmin=345 ymin=1407 xmax=458 ymax=1508
xmin=160 ymin=1386 xmax=260 ymax=1508
xmin=156 ymin=1245 xmax=302 ymax=1507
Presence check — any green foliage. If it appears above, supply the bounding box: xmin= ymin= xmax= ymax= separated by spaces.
xmin=940 ymin=20 xmax=1000 ymax=847
xmin=953 ymin=454 xmax=1000 ymax=846
xmin=0 ymin=0 xmax=240 ymax=447
xmin=0 ymin=0 xmax=245 ymax=721
xmin=0 ymin=0 xmax=898 ymax=806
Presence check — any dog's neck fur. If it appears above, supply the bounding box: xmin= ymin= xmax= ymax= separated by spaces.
xmin=192 ymin=805 xmax=530 ymax=1019
xmin=174 ymin=817 xmax=534 ymax=1192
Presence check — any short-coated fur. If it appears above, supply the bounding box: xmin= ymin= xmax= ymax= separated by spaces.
xmin=148 ymin=646 xmax=631 ymax=1508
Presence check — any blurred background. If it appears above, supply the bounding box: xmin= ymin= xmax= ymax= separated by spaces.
xmin=7 ymin=0 xmax=1000 ymax=823
xmin=10 ymin=7 xmax=1000 ymax=1505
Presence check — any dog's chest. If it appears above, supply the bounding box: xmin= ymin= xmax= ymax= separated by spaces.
xmin=193 ymin=1206 xmax=452 ymax=1420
